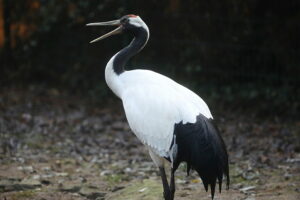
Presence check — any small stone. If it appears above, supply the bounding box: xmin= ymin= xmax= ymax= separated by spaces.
xmin=111 ymin=186 xmax=125 ymax=192
xmin=42 ymin=166 xmax=51 ymax=171
xmin=55 ymin=172 xmax=69 ymax=177
xmin=240 ymin=186 xmax=256 ymax=193
xmin=32 ymin=175 xmax=41 ymax=180
xmin=76 ymin=168 xmax=82 ymax=173
xmin=284 ymin=173 xmax=292 ymax=180
xmin=79 ymin=177 xmax=87 ymax=183
xmin=79 ymin=186 xmax=106 ymax=199
xmin=175 ymin=179 xmax=186 ymax=184
xmin=242 ymin=171 xmax=259 ymax=180
xmin=100 ymin=170 xmax=111 ymax=176
xmin=19 ymin=179 xmax=42 ymax=189
xmin=232 ymin=183 xmax=243 ymax=189
xmin=286 ymin=158 xmax=300 ymax=163
xmin=58 ymin=183 xmax=81 ymax=192
xmin=138 ymin=187 xmax=147 ymax=192
xmin=21 ymin=113 xmax=32 ymax=122
xmin=124 ymin=168 xmax=132 ymax=172
xmin=41 ymin=174 xmax=54 ymax=179
xmin=18 ymin=166 xmax=34 ymax=173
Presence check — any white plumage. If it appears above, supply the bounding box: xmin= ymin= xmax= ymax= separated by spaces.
xmin=87 ymin=14 xmax=229 ymax=200
xmin=120 ymin=69 xmax=212 ymax=157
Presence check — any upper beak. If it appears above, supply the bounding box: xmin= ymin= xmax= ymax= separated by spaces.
xmin=86 ymin=19 xmax=122 ymax=43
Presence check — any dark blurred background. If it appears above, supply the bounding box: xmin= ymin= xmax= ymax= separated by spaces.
xmin=0 ymin=0 xmax=299 ymax=117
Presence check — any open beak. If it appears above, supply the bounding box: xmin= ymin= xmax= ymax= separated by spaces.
xmin=86 ymin=19 xmax=122 ymax=43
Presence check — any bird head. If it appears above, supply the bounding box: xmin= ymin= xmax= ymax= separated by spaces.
xmin=86 ymin=14 xmax=148 ymax=43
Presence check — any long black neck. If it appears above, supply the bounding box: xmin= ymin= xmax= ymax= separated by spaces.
xmin=113 ymin=27 xmax=149 ymax=75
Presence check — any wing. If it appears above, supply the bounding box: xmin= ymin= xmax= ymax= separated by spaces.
xmin=120 ymin=70 xmax=212 ymax=157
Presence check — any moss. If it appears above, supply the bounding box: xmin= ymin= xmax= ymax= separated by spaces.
xmin=106 ymin=179 xmax=163 ymax=200
xmin=229 ymin=163 xmax=259 ymax=185
xmin=105 ymin=174 xmax=124 ymax=186
xmin=11 ymin=190 xmax=36 ymax=200
xmin=47 ymin=145 xmax=62 ymax=154
xmin=26 ymin=141 xmax=44 ymax=149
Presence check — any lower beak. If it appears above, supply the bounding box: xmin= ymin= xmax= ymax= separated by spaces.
xmin=86 ymin=19 xmax=122 ymax=43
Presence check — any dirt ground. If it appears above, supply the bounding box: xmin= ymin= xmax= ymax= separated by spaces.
xmin=0 ymin=88 xmax=299 ymax=200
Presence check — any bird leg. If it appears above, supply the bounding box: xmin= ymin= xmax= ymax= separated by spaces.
xmin=159 ymin=167 xmax=172 ymax=200
xmin=170 ymin=168 xmax=176 ymax=200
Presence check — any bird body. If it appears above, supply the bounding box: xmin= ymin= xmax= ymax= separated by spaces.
xmin=87 ymin=15 xmax=229 ymax=200
xmin=110 ymin=68 xmax=212 ymax=157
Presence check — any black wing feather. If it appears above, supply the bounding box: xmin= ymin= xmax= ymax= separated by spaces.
xmin=171 ymin=114 xmax=230 ymax=199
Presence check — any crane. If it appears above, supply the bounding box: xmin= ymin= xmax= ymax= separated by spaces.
xmin=87 ymin=14 xmax=229 ymax=200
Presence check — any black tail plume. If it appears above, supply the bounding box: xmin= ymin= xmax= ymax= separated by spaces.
xmin=172 ymin=114 xmax=229 ymax=199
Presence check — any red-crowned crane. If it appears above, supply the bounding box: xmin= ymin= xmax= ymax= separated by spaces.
xmin=87 ymin=15 xmax=229 ymax=200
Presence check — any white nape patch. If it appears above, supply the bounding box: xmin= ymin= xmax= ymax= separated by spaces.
xmin=128 ymin=16 xmax=143 ymax=27
xmin=129 ymin=17 xmax=149 ymax=35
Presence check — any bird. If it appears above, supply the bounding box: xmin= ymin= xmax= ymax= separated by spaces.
xmin=87 ymin=14 xmax=229 ymax=200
